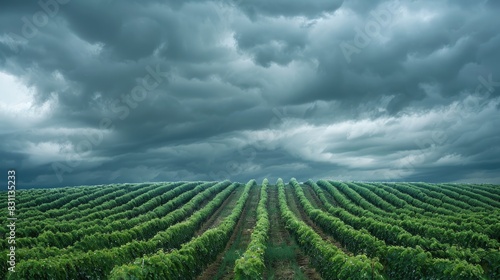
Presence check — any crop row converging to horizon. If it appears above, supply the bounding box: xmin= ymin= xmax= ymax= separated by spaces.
xmin=1 ymin=179 xmax=500 ymax=279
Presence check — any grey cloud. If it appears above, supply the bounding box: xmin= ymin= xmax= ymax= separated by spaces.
xmin=0 ymin=0 xmax=499 ymax=188
xmin=230 ymin=0 xmax=343 ymax=19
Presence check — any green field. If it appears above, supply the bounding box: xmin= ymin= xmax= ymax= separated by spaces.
xmin=2 ymin=179 xmax=500 ymax=279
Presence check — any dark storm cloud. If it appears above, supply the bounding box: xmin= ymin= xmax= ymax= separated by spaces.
xmin=0 ymin=0 xmax=499 ymax=188
xmin=228 ymin=0 xmax=344 ymax=19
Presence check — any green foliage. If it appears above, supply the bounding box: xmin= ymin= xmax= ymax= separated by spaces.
xmin=1 ymin=179 xmax=499 ymax=280
xmin=234 ymin=179 xmax=270 ymax=280
xmin=6 ymin=181 xmax=235 ymax=279
xmin=278 ymin=178 xmax=385 ymax=280
xmin=108 ymin=180 xmax=256 ymax=279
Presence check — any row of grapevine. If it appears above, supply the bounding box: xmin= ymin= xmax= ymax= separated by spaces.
xmin=337 ymin=181 xmax=481 ymax=223
xmin=50 ymin=182 xmax=183 ymax=221
xmin=234 ymin=179 xmax=270 ymax=279
xmin=16 ymin=182 xmax=209 ymax=250
xmin=17 ymin=186 xmax=96 ymax=209
xmin=307 ymin=180 xmax=500 ymax=275
xmin=57 ymin=183 xmax=128 ymax=210
xmin=21 ymin=182 xmax=183 ymax=230
xmin=0 ymin=183 xmax=145 ymax=236
xmin=2 ymin=179 xmax=498 ymax=279
xmin=353 ymin=182 xmax=494 ymax=233
xmin=440 ymin=184 xmax=500 ymax=207
xmin=458 ymin=184 xmax=500 ymax=200
xmin=3 ymin=181 xmax=237 ymax=279
xmin=22 ymin=183 xmax=151 ymax=215
xmin=391 ymin=183 xmax=495 ymax=213
xmin=349 ymin=182 xmax=499 ymax=242
xmin=10 ymin=183 xmax=164 ymax=237
xmin=2 ymin=181 xmax=227 ymax=262
xmin=278 ymin=179 xmax=385 ymax=279
xmin=308 ymin=182 xmax=498 ymax=279
xmin=375 ymin=183 xmax=470 ymax=217
xmin=403 ymin=183 xmax=486 ymax=212
xmin=294 ymin=179 xmax=485 ymax=280
xmin=319 ymin=181 xmax=499 ymax=249
xmin=108 ymin=180 xmax=256 ymax=279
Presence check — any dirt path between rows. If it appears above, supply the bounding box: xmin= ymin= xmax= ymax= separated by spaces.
xmin=286 ymin=184 xmax=351 ymax=255
xmin=194 ymin=185 xmax=243 ymax=237
xmin=302 ymin=184 xmax=327 ymax=212
xmin=266 ymin=185 xmax=322 ymax=280
xmin=197 ymin=184 xmax=260 ymax=280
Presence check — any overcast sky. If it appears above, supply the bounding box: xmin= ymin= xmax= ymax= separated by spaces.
xmin=1 ymin=0 xmax=500 ymax=188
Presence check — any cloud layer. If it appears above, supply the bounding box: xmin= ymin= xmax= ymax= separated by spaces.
xmin=1 ymin=0 xmax=499 ymax=188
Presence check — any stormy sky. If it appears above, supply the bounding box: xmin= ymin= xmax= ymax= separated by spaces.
xmin=1 ymin=0 xmax=500 ymax=188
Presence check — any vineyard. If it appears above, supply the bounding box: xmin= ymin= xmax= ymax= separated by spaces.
xmin=2 ymin=179 xmax=500 ymax=279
